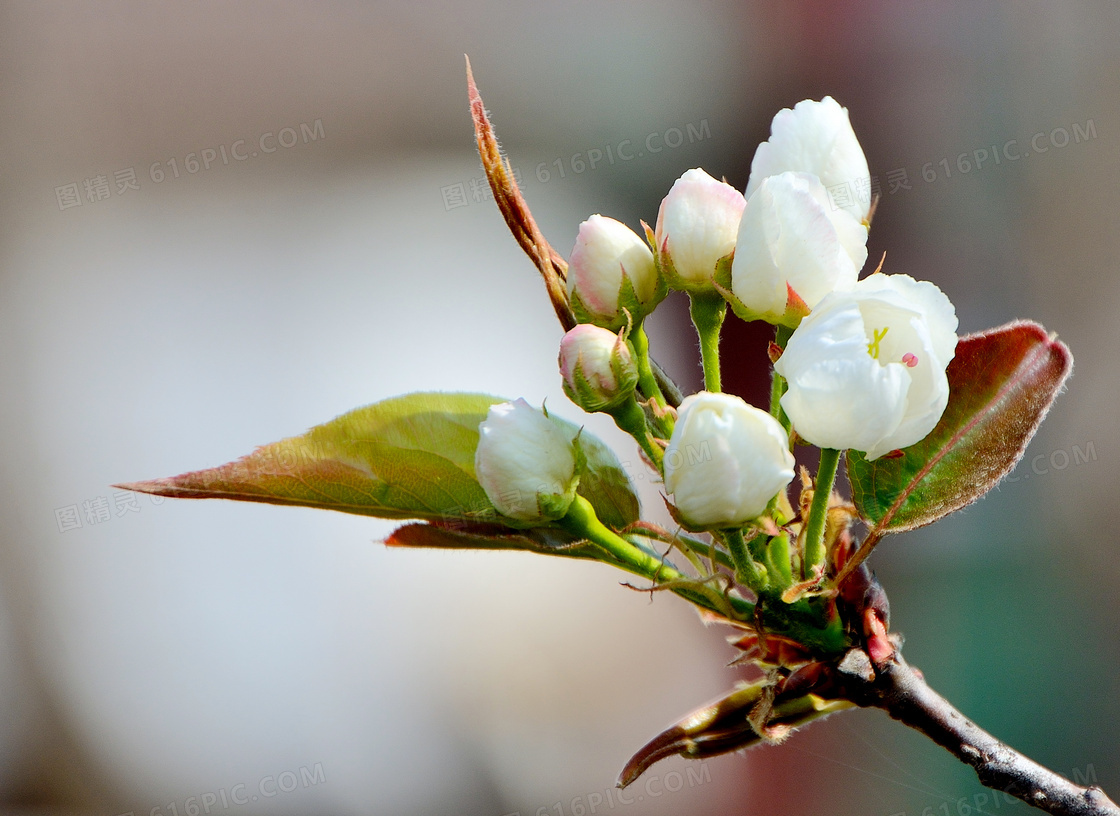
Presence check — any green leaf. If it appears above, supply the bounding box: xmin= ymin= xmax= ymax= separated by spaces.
xmin=847 ymin=321 xmax=1072 ymax=533
xmin=116 ymin=392 xmax=640 ymax=530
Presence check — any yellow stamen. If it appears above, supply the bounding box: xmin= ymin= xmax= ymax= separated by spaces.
xmin=867 ymin=327 xmax=889 ymax=359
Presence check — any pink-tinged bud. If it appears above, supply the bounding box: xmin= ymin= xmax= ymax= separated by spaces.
xmin=559 ymin=324 xmax=638 ymax=413
xmin=475 ymin=399 xmax=579 ymax=522
xmin=655 ymin=168 xmax=746 ymax=292
xmin=567 ymin=215 xmax=662 ymax=330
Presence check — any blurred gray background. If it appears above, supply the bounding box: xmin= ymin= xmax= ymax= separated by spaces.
xmin=0 ymin=2 xmax=1117 ymax=814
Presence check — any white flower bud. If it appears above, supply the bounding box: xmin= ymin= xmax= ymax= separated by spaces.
xmin=559 ymin=324 xmax=638 ymax=413
xmin=655 ymin=168 xmax=746 ymax=291
xmin=567 ymin=215 xmax=661 ymax=329
xmin=745 ymin=97 xmax=872 ymax=223
xmin=731 ymin=171 xmax=867 ymax=326
xmin=475 ymin=399 xmax=578 ymax=521
xmin=774 ymin=274 xmax=959 ymax=460
xmin=663 ymin=392 xmax=795 ymax=530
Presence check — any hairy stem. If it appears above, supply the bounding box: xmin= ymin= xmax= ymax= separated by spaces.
xmin=689 ymin=292 xmax=727 ymax=393
xmin=608 ymin=397 xmax=664 ymax=471
xmin=802 ymin=447 xmax=841 ymax=578
xmin=724 ymin=528 xmax=766 ymax=591
xmin=630 ymin=323 xmax=666 ymax=410
xmin=561 ymin=495 xmax=754 ymax=620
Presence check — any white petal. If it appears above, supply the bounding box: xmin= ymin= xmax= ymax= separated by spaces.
xmin=856 ymin=273 xmax=959 ymax=365
xmin=664 ymin=392 xmax=794 ymax=528
xmin=746 ymin=97 xmax=871 ymax=222
xmin=655 ymin=168 xmax=745 ymax=285
xmin=475 ymin=399 xmax=577 ymax=520
xmin=776 ymin=297 xmax=908 ymax=452
xmin=732 ymin=173 xmax=864 ymax=321
xmin=568 ymin=215 xmax=657 ymax=318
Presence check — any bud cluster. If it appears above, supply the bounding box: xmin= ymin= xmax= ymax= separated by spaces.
xmin=473 ymin=96 xmax=957 ymax=596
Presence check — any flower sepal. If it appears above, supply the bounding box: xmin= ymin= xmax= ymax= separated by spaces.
xmin=713 ymin=258 xmax=812 ymax=328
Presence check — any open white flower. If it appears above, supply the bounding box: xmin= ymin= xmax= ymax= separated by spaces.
xmin=731 ymin=171 xmax=867 ymax=325
xmin=655 ymin=168 xmax=746 ymax=291
xmin=663 ymin=392 xmax=795 ymax=529
xmin=567 ymin=214 xmax=661 ymax=329
xmin=475 ymin=399 xmax=578 ymax=521
xmin=745 ymin=97 xmax=871 ymax=223
xmin=774 ymin=274 xmax=958 ymax=460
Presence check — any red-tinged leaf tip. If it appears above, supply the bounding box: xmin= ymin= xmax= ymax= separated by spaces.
xmin=113 ymin=479 xmax=203 ymax=499
xmin=618 ymin=682 xmax=852 ymax=786
xmin=847 ymin=320 xmax=1073 ymax=533
xmin=465 ymin=59 xmax=574 ymax=330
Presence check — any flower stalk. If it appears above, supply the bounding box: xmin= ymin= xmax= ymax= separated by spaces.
xmin=802 ymin=447 xmax=841 ymax=579
xmin=724 ymin=527 xmax=767 ymax=591
xmin=689 ymin=292 xmax=726 ymax=392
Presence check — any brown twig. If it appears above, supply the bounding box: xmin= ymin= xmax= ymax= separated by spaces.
xmin=842 ymin=652 xmax=1120 ymax=816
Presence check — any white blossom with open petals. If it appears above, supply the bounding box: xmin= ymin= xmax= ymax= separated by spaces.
xmin=774 ymin=274 xmax=958 ymax=460
xmin=745 ymin=97 xmax=871 ymax=223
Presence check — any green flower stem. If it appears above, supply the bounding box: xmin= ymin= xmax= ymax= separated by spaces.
xmin=689 ymin=292 xmax=727 ymax=393
xmin=769 ymin=368 xmax=787 ymax=425
xmin=724 ymin=528 xmax=767 ymax=592
xmin=561 ymin=498 xmax=849 ymax=654
xmin=608 ymin=397 xmax=664 ymax=472
xmin=627 ymin=322 xmax=674 ymax=440
xmin=802 ymin=447 xmax=841 ymax=580
xmin=770 ymin=324 xmax=793 ymax=433
xmin=561 ymin=495 xmax=754 ymax=620
xmin=766 ymin=531 xmax=793 ymax=589
xmin=630 ymin=322 xmax=665 ymax=408
xmin=747 ymin=531 xmax=771 ymax=572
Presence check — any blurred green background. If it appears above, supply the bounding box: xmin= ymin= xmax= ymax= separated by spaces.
xmin=0 ymin=2 xmax=1116 ymax=814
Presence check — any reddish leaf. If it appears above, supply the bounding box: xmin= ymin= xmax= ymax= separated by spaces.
xmin=847 ymin=320 xmax=1072 ymax=532
xmin=385 ymin=521 xmax=607 ymax=561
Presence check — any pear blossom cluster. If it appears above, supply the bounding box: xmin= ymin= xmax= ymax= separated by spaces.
xmin=474 ymin=97 xmax=957 ymax=533
xmin=120 ymin=70 xmax=1082 ymax=803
